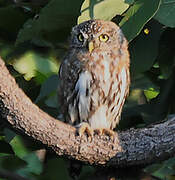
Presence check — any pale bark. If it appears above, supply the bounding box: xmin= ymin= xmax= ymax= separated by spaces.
xmin=0 ymin=57 xmax=175 ymax=167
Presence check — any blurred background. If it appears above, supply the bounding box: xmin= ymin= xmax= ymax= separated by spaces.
xmin=0 ymin=0 xmax=175 ymax=179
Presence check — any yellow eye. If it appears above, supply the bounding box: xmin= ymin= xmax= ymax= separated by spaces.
xmin=77 ymin=33 xmax=84 ymax=42
xmin=99 ymin=34 xmax=109 ymax=42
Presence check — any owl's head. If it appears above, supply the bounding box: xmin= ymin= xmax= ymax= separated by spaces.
xmin=70 ymin=19 xmax=126 ymax=53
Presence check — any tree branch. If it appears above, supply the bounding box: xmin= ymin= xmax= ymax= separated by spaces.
xmin=0 ymin=57 xmax=175 ymax=167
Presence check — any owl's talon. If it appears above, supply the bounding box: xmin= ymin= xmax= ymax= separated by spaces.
xmin=94 ymin=128 xmax=103 ymax=135
xmin=76 ymin=123 xmax=93 ymax=141
xmin=95 ymin=128 xmax=115 ymax=141
xmin=103 ymin=129 xmax=115 ymax=141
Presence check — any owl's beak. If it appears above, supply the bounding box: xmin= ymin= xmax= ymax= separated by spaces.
xmin=88 ymin=41 xmax=94 ymax=53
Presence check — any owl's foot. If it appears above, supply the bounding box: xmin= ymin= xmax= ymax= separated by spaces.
xmin=76 ymin=123 xmax=93 ymax=141
xmin=94 ymin=128 xmax=115 ymax=141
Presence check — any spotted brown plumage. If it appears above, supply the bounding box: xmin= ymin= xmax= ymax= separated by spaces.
xmin=58 ymin=19 xmax=130 ymax=138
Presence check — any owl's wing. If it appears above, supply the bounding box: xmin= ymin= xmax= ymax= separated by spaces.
xmin=57 ymin=58 xmax=71 ymax=120
xmin=58 ymin=52 xmax=93 ymax=125
xmin=69 ymin=71 xmax=92 ymax=124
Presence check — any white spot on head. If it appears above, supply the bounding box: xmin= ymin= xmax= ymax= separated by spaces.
xmin=80 ymin=29 xmax=89 ymax=39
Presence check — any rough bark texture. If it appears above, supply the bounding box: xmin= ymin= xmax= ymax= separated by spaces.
xmin=0 ymin=57 xmax=175 ymax=167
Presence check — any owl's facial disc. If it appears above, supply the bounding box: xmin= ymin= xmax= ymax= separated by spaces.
xmin=71 ymin=20 xmax=123 ymax=52
xmin=88 ymin=33 xmax=109 ymax=53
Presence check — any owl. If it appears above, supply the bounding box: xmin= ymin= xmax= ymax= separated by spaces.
xmin=58 ymin=19 xmax=130 ymax=138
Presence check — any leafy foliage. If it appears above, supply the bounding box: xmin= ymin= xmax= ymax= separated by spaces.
xmin=0 ymin=0 xmax=175 ymax=179
xmin=120 ymin=0 xmax=161 ymax=41
xmin=78 ymin=0 xmax=129 ymax=23
xmin=154 ymin=0 xmax=175 ymax=28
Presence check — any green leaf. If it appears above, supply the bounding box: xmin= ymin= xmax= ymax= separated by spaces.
xmin=19 ymin=153 xmax=42 ymax=175
xmin=145 ymin=158 xmax=175 ymax=179
xmin=35 ymin=75 xmax=58 ymax=103
xmin=120 ymin=0 xmax=161 ymax=42
xmin=0 ymin=153 xmax=12 ymax=157
xmin=78 ymin=0 xmax=129 ymax=23
xmin=152 ymin=166 xmax=175 ymax=178
xmin=12 ymin=51 xmax=59 ymax=82
xmin=129 ymin=20 xmax=163 ymax=75
xmin=0 ymin=155 xmax=26 ymax=171
xmin=164 ymin=157 xmax=175 ymax=167
xmin=44 ymin=92 xmax=58 ymax=108
xmin=144 ymin=88 xmax=159 ymax=100
xmin=10 ymin=135 xmax=29 ymax=158
xmin=16 ymin=0 xmax=84 ymax=45
xmin=144 ymin=163 xmax=163 ymax=174
xmin=154 ymin=0 xmax=175 ymax=27
xmin=34 ymin=71 xmax=49 ymax=85
xmin=3 ymin=128 xmax=16 ymax=142
xmin=9 ymin=136 xmax=42 ymax=175
xmin=35 ymin=75 xmax=59 ymax=109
